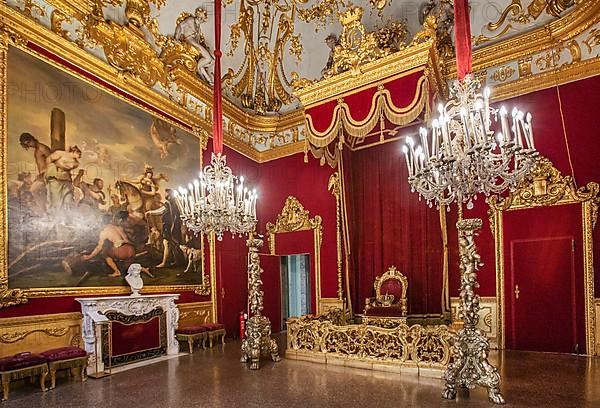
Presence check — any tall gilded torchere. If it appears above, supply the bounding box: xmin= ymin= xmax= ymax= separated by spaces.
xmin=240 ymin=237 xmax=281 ymax=370
xmin=402 ymin=0 xmax=539 ymax=404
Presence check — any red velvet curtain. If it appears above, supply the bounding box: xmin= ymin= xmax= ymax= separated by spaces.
xmin=344 ymin=139 xmax=444 ymax=315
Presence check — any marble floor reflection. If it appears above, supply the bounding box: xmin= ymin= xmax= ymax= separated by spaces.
xmin=3 ymin=337 xmax=599 ymax=407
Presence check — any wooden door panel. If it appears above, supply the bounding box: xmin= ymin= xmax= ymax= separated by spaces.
xmin=503 ymin=204 xmax=585 ymax=354
xmin=509 ymin=237 xmax=576 ymax=353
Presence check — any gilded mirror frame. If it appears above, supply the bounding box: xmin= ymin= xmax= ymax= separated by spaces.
xmin=0 ymin=17 xmax=216 ymax=306
xmin=488 ymin=156 xmax=598 ymax=354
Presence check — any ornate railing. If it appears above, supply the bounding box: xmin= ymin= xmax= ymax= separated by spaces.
xmin=286 ymin=312 xmax=454 ymax=373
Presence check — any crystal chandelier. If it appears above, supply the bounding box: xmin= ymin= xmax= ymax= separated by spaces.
xmin=402 ymin=74 xmax=538 ymax=209
xmin=174 ymin=153 xmax=257 ymax=240
xmin=175 ymin=0 xmax=257 ymax=240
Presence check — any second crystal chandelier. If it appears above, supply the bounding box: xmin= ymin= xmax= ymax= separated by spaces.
xmin=175 ymin=0 xmax=257 ymax=240
xmin=403 ymin=75 xmax=538 ymax=209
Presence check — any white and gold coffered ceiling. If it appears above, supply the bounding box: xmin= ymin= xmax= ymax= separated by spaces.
xmin=2 ymin=0 xmax=597 ymax=161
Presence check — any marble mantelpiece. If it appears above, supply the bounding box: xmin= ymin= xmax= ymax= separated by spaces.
xmin=76 ymin=294 xmax=180 ymax=375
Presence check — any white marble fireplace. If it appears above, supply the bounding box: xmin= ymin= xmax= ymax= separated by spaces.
xmin=76 ymin=294 xmax=180 ymax=375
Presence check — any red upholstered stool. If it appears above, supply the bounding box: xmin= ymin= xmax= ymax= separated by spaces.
xmin=176 ymin=325 xmax=209 ymax=353
xmin=199 ymin=323 xmax=226 ymax=348
xmin=0 ymin=352 xmax=48 ymax=400
xmin=40 ymin=347 xmax=87 ymax=389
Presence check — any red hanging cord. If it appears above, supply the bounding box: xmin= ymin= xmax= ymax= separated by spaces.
xmin=454 ymin=0 xmax=472 ymax=81
xmin=212 ymin=0 xmax=223 ymax=154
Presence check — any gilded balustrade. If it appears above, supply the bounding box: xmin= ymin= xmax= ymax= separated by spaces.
xmin=286 ymin=310 xmax=454 ymax=375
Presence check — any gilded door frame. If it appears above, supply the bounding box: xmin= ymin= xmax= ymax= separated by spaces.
xmin=488 ymin=156 xmax=598 ymax=354
xmin=266 ymin=196 xmax=324 ymax=314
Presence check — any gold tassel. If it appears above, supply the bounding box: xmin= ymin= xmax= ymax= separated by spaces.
xmin=303 ymin=139 xmax=309 ymax=163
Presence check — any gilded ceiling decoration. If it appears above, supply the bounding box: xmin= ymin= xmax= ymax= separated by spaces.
xmin=474 ymin=0 xmax=578 ymax=46
xmin=1 ymin=0 xmax=599 ymax=161
xmin=321 ymin=6 xmax=407 ymax=78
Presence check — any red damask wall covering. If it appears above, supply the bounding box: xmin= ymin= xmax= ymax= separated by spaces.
xmin=448 ymin=75 xmax=600 ymax=297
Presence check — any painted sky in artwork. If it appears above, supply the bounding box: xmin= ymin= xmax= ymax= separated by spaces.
xmin=6 ymin=47 xmax=200 ymax=194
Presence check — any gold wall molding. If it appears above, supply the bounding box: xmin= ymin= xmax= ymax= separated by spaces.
xmin=318 ymin=298 xmax=344 ymax=314
xmin=266 ymin=196 xmax=323 ymax=313
xmin=328 ymin=172 xmax=343 ymax=301
xmin=208 ymin=233 xmax=217 ymax=323
xmin=596 ymin=298 xmax=600 ymax=355
xmin=0 ymin=312 xmax=83 ymax=356
xmin=178 ymin=301 xmax=213 ymax=326
xmin=450 ymin=296 xmax=498 ymax=349
xmin=0 ymin=29 xmax=28 ymax=309
xmin=488 ymin=156 xmax=598 ymax=355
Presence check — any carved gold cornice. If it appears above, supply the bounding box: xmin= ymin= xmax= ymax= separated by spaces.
xmin=463 ymin=1 xmax=598 ymax=73
xmin=266 ymin=196 xmax=322 ymax=235
xmin=488 ymin=156 xmax=599 ymax=211
xmin=169 ymin=66 xmax=305 ymax=133
xmin=295 ymin=39 xmax=437 ymax=108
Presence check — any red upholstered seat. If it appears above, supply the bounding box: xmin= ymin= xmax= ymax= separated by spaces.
xmin=176 ymin=325 xmax=209 ymax=335
xmin=364 ymin=306 xmax=405 ymax=317
xmin=40 ymin=347 xmax=87 ymax=362
xmin=201 ymin=323 xmax=225 ymax=331
xmin=0 ymin=352 xmax=46 ymax=371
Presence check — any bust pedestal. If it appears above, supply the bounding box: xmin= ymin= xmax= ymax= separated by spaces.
xmin=76 ymin=294 xmax=180 ymax=375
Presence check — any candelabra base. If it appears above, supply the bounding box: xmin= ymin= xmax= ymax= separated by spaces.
xmin=442 ymin=326 xmax=505 ymax=404
xmin=240 ymin=315 xmax=281 ymax=370
xmin=442 ymin=218 xmax=505 ymax=405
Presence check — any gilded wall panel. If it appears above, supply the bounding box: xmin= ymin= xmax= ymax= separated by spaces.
xmin=178 ymin=301 xmax=214 ymax=326
xmin=0 ymin=312 xmax=82 ymax=356
xmin=451 ymin=296 xmax=498 ymax=349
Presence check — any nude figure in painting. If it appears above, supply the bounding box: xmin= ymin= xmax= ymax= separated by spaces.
xmin=45 ymin=145 xmax=82 ymax=210
xmin=19 ymin=133 xmax=51 ymax=179
xmin=82 ymin=211 xmax=154 ymax=278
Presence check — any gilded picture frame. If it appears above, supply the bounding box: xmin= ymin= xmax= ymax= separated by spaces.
xmin=0 ymin=20 xmax=216 ymax=306
xmin=487 ymin=156 xmax=598 ymax=355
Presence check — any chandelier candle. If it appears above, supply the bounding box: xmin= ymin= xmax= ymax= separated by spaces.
xmin=174 ymin=154 xmax=257 ymax=240
xmin=403 ymin=76 xmax=537 ymax=210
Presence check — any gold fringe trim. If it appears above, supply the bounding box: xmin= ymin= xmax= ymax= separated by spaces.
xmin=304 ymin=76 xmax=429 ymax=147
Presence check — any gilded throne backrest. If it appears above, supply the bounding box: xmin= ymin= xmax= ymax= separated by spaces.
xmin=365 ymin=266 xmax=408 ymax=317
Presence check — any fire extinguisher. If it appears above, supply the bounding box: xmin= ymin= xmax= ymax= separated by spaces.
xmin=239 ymin=311 xmax=248 ymax=340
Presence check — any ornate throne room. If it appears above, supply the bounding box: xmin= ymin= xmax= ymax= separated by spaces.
xmin=0 ymin=0 xmax=599 ymax=406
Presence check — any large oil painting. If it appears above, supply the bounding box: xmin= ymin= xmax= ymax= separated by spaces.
xmin=6 ymin=47 xmax=205 ymax=291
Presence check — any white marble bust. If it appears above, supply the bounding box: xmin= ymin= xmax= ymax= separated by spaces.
xmin=125 ymin=263 xmax=144 ymax=297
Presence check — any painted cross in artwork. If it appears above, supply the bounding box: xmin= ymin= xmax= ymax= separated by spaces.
xmin=6 ymin=47 xmax=204 ymax=289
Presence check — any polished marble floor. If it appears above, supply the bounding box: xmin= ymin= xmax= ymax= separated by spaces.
xmin=3 ymin=338 xmax=599 ymax=407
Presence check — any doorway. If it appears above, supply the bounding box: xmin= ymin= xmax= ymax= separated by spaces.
xmin=280 ymin=254 xmax=311 ymax=330
xmin=503 ymin=205 xmax=585 ymax=354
